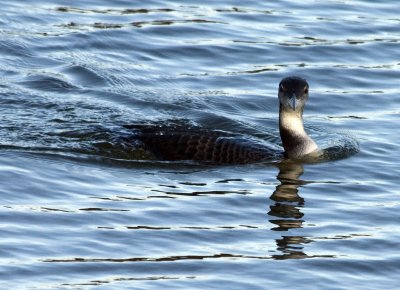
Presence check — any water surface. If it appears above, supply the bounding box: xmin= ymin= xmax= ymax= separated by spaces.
xmin=1 ymin=1 xmax=400 ymax=289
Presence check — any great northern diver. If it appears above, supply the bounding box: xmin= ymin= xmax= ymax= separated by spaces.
xmin=126 ymin=76 xmax=318 ymax=163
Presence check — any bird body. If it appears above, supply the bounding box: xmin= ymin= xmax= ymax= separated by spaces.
xmin=127 ymin=76 xmax=318 ymax=164
xmin=127 ymin=126 xmax=282 ymax=164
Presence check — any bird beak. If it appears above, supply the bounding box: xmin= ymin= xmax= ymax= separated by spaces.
xmin=289 ymin=93 xmax=297 ymax=110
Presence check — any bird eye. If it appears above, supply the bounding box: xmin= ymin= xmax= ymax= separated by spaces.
xmin=304 ymin=87 xmax=309 ymax=94
xmin=279 ymin=85 xmax=284 ymax=92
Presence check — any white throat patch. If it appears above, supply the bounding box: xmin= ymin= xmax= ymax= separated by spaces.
xmin=280 ymin=113 xmax=305 ymax=135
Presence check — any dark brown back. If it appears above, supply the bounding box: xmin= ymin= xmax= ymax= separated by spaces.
xmin=127 ymin=125 xmax=281 ymax=164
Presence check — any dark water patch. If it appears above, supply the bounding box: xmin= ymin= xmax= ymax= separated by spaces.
xmin=60 ymin=21 xmax=125 ymax=30
xmin=131 ymin=19 xmax=225 ymax=28
xmin=43 ymin=251 xmax=336 ymax=264
xmin=55 ymin=6 xmax=175 ymax=15
xmin=17 ymin=74 xmax=78 ymax=92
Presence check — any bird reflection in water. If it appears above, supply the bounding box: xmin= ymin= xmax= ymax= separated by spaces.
xmin=269 ymin=161 xmax=312 ymax=259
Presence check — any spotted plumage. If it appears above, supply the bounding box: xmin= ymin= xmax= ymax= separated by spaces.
xmin=125 ymin=125 xmax=281 ymax=164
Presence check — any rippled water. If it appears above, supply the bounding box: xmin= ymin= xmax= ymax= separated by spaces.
xmin=1 ymin=1 xmax=400 ymax=289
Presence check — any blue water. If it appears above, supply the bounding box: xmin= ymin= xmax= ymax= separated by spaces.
xmin=1 ymin=1 xmax=400 ymax=289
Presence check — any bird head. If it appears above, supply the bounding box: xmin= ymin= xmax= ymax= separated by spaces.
xmin=278 ymin=76 xmax=309 ymax=113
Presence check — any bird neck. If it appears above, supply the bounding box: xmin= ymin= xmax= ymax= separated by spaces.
xmin=279 ymin=107 xmax=317 ymax=158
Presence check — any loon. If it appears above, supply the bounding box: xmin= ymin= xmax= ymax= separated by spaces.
xmin=126 ymin=76 xmax=318 ymax=163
